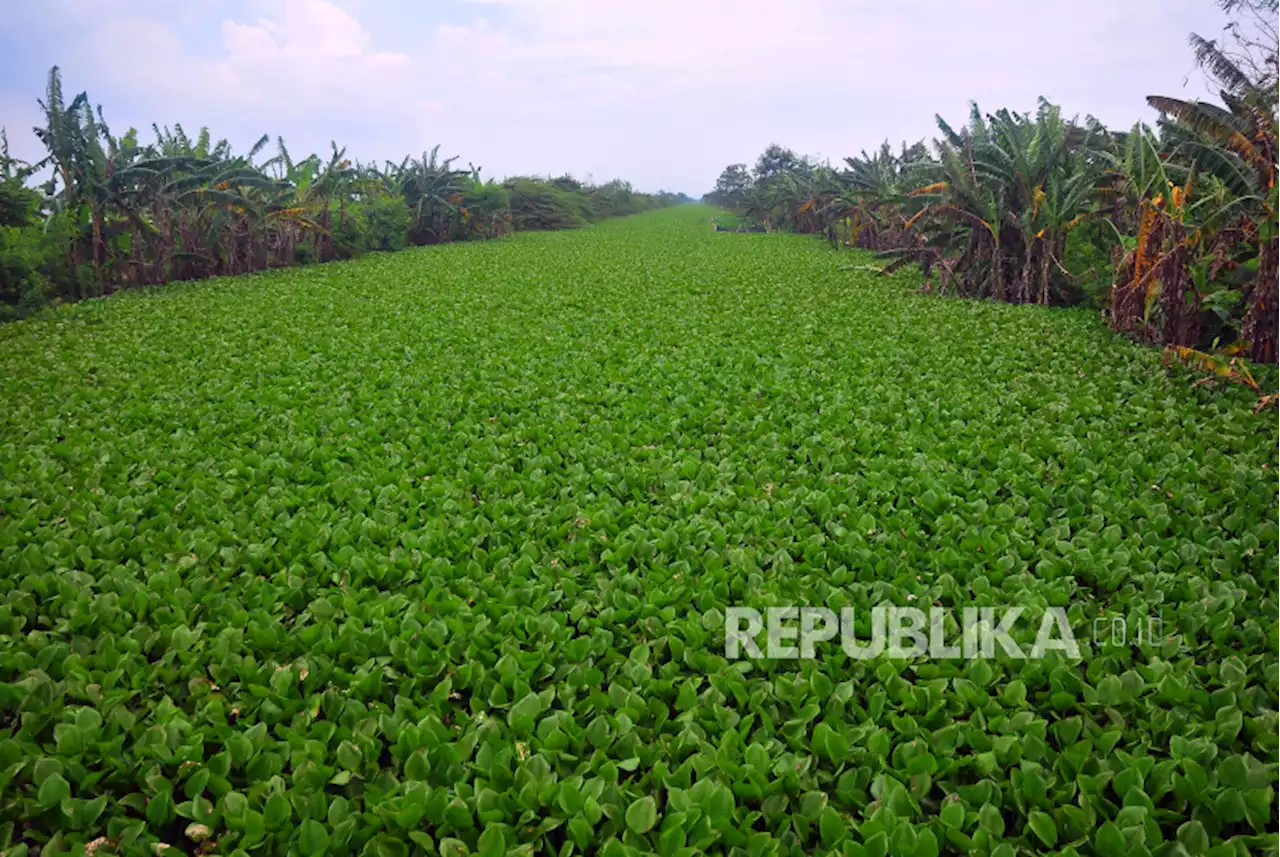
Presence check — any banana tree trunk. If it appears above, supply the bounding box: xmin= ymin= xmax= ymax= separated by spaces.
xmin=1158 ymin=221 xmax=1199 ymax=348
xmin=1018 ymin=245 xmax=1035 ymax=304
xmin=1243 ymin=235 xmax=1278 ymax=363
xmin=91 ymin=207 xmax=105 ymax=287
xmin=1039 ymin=245 xmax=1051 ymax=306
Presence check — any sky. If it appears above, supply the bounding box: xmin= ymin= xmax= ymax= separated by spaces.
xmin=0 ymin=0 xmax=1235 ymax=195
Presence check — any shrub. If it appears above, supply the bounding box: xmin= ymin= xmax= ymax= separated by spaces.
xmin=505 ymin=178 xmax=591 ymax=230
xmin=0 ymin=180 xmax=45 ymax=316
xmin=362 ymin=195 xmax=412 ymax=252
xmin=0 ymin=226 xmax=47 ymax=318
xmin=456 ymin=180 xmax=512 ymax=240
xmin=334 ymin=194 xmax=413 ymax=258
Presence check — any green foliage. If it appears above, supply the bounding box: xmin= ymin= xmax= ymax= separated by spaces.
xmin=588 ymin=179 xmax=666 ymax=219
xmin=0 ymin=207 xmax=95 ymax=320
xmin=0 ymin=178 xmax=52 ymax=318
xmin=334 ymin=194 xmax=413 ymax=257
xmin=703 ymin=7 xmax=1278 ymax=365
xmin=0 ymin=207 xmax=1275 ymax=855
xmin=398 ymin=146 xmax=469 ymax=246
xmin=706 ymin=164 xmax=751 ymax=209
xmin=0 ymin=68 xmax=684 ymax=317
xmin=455 ymin=180 xmax=512 ymax=241
xmin=0 ymin=226 xmax=48 ymax=317
xmin=505 ymin=177 xmax=591 ymax=230
xmin=1061 ymin=221 xmax=1119 ymax=306
xmin=363 ymin=194 xmax=414 ymax=253
xmin=0 ymin=179 xmax=38 ymax=231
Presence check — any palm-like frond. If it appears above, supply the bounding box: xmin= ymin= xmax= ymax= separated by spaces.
xmin=1188 ymin=33 xmax=1256 ymax=97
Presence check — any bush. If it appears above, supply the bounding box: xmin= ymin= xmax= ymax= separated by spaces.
xmin=589 ymin=179 xmax=657 ymax=220
xmin=505 ymin=178 xmax=591 ymax=230
xmin=334 ymin=194 xmax=413 ymax=258
xmin=0 ymin=179 xmax=45 ymax=316
xmin=361 ymin=194 xmax=412 ymax=253
xmin=1061 ymin=223 xmax=1117 ymax=307
xmin=35 ymin=212 xmax=100 ymax=303
xmin=0 ymin=179 xmax=38 ymax=231
xmin=0 ymin=226 xmax=48 ymax=318
xmin=456 ymin=181 xmax=512 ymax=240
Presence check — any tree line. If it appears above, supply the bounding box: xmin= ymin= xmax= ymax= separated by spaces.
xmin=0 ymin=68 xmax=691 ymax=320
xmin=705 ymin=0 xmax=1278 ymax=367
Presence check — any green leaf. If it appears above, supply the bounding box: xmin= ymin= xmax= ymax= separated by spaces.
xmin=1176 ymin=820 xmax=1209 ymax=856
xmin=405 ymin=749 xmax=430 ymax=782
xmin=705 ymin=785 xmax=735 ymax=827
xmin=507 ymin=692 xmax=542 ymax=735
xmin=264 ymin=791 xmax=291 ymax=828
xmin=625 ymin=796 xmax=658 ymax=834
xmin=477 ymin=825 xmax=505 ymax=857
xmin=444 ymin=798 xmax=474 ymax=829
xmin=1095 ymin=821 xmax=1126 ymax=857
xmin=1026 ymin=811 xmax=1057 ymax=847
xmin=818 ymin=806 xmax=845 ymax=846
xmin=439 ymin=838 xmax=469 ymax=857
xmin=812 ymin=722 xmax=850 ymax=762
xmin=146 ymin=785 xmax=174 ymax=827
xmin=977 ymin=802 xmax=1004 ymax=836
xmin=299 ymin=819 xmax=329 ymax=855
xmin=336 ymin=740 xmax=362 ymax=770
xmin=915 ymin=828 xmax=939 ymax=857
xmin=37 ymin=773 xmax=70 ymax=808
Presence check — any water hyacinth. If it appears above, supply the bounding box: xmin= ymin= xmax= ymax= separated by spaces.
xmin=0 ymin=206 xmax=1275 ymax=856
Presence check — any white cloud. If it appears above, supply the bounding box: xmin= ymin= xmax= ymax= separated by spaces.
xmin=438 ymin=0 xmax=867 ymax=101
xmin=2 ymin=0 xmax=1235 ymax=191
xmin=436 ymin=0 xmax=1219 ymax=110
xmin=407 ymin=0 xmax=1227 ymax=189
xmin=203 ymin=0 xmax=414 ymax=116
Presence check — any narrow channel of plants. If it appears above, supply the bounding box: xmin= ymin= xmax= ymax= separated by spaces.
xmin=0 ymin=206 xmax=1275 ymax=856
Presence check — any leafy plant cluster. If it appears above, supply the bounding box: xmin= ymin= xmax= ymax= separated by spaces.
xmin=1 ymin=206 xmax=1275 ymax=856
xmin=0 ymin=70 xmax=691 ymax=321
xmin=704 ymin=1 xmax=1278 ymax=365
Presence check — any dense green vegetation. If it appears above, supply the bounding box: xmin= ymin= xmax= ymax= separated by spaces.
xmin=0 ymin=71 xmax=689 ymax=320
xmin=1 ymin=206 xmax=1276 ymax=857
xmin=0 ymin=1 xmax=1275 ymax=853
xmin=705 ymin=1 xmax=1278 ymax=372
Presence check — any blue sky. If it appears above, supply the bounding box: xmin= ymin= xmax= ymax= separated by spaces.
xmin=0 ymin=0 xmax=1232 ymax=194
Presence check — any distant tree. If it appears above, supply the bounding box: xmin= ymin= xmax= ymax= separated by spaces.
xmin=550 ymin=174 xmax=585 ymax=193
xmin=707 ymin=164 xmax=751 ymax=208
xmin=752 ymin=144 xmax=809 ymax=183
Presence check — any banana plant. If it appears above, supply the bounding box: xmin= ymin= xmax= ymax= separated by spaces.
xmin=398 ymin=145 xmax=469 ymax=245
